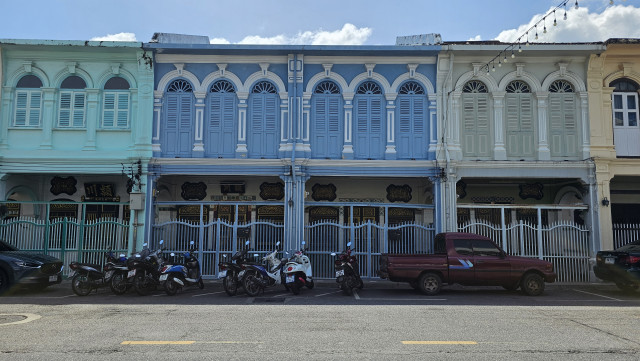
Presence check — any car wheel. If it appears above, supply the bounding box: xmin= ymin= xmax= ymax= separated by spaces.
xmin=418 ymin=272 xmax=442 ymax=296
xmin=0 ymin=270 xmax=10 ymax=295
xmin=520 ymin=273 xmax=545 ymax=296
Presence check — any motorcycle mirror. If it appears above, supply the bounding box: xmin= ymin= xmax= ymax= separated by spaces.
xmin=275 ymin=241 xmax=281 ymax=246
xmin=331 ymin=252 xmax=337 ymax=256
xmin=119 ymin=254 xmax=125 ymax=258
xmin=222 ymin=254 xmax=227 ymax=258
xmin=160 ymin=240 xmax=164 ymax=245
xmin=170 ymin=252 xmax=175 ymax=257
xmin=301 ymin=241 xmax=306 ymax=245
xmin=245 ymin=240 xmax=250 ymax=246
xmin=135 ymin=254 xmax=141 ymax=258
xmin=190 ymin=241 xmax=194 ymax=245
xmin=254 ymin=254 xmax=259 ymax=258
xmin=347 ymin=242 xmax=352 ymax=247
xmin=143 ymin=243 xmax=148 ymax=247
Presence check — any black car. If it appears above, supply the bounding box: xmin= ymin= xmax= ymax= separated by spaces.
xmin=0 ymin=240 xmax=63 ymax=294
xmin=594 ymin=240 xmax=640 ymax=292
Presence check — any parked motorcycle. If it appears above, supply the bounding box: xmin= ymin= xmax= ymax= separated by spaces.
xmin=127 ymin=240 xmax=165 ymax=296
xmin=242 ymin=242 xmax=287 ymax=297
xmin=68 ymin=249 xmax=126 ymax=296
xmin=218 ymin=240 xmax=252 ymax=296
xmin=160 ymin=241 xmax=204 ymax=295
xmin=283 ymin=241 xmax=314 ymax=295
xmin=331 ymin=241 xmax=363 ymax=296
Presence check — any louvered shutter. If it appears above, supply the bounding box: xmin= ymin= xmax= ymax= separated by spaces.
xmin=206 ymin=95 xmax=222 ymax=156
xmin=312 ymin=97 xmax=328 ymax=157
xmin=249 ymin=95 xmax=264 ymax=158
xmin=15 ymin=91 xmax=28 ymax=126
xmin=397 ymin=97 xmax=411 ymax=159
xmin=178 ymin=95 xmax=194 ymax=155
xmin=519 ymin=94 xmax=534 ymax=156
xmin=116 ymin=93 xmax=130 ymax=128
xmin=354 ymin=98 xmax=369 ymax=159
xmin=327 ymin=96 xmax=341 ymax=158
xmin=505 ymin=93 xmax=534 ymax=158
xmin=370 ymin=97 xmax=383 ymax=159
xmin=263 ymin=95 xmax=278 ymax=157
xmin=549 ymin=93 xmax=578 ymax=157
xmin=59 ymin=92 xmax=72 ymax=127
xmin=28 ymin=92 xmax=41 ymax=126
xmin=72 ymin=92 xmax=86 ymax=127
xmin=221 ymin=94 xmax=237 ymax=156
xmin=103 ymin=93 xmax=115 ymax=127
xmin=163 ymin=94 xmax=179 ymax=156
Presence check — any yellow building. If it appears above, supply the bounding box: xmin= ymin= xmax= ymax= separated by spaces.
xmin=588 ymin=39 xmax=640 ymax=251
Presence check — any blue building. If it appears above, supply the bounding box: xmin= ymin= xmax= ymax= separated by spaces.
xmin=145 ymin=34 xmax=441 ymax=278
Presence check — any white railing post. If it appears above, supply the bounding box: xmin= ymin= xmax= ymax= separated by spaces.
xmin=500 ymin=207 xmax=507 ymax=252
xmin=536 ymin=208 xmax=543 ymax=260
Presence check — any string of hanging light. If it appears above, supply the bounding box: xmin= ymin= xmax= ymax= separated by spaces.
xmin=482 ymin=0 xmax=613 ymax=74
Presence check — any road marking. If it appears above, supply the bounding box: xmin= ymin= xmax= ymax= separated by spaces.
xmin=353 ymin=289 xmax=360 ymax=300
xmin=271 ymin=293 xmax=289 ymax=298
xmin=358 ymin=298 xmax=447 ymax=301
xmin=192 ymin=291 xmax=225 ymax=297
xmin=200 ymin=341 xmax=264 ymax=344
xmin=314 ymin=290 xmax=342 ymax=297
xmin=121 ymin=341 xmax=195 ymax=345
xmin=402 ymin=341 xmax=477 ymax=345
xmin=0 ymin=313 xmax=42 ymax=326
xmin=573 ymin=289 xmax=623 ymax=301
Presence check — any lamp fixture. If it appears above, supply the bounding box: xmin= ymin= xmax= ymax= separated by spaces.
xmin=601 ymin=197 xmax=610 ymax=207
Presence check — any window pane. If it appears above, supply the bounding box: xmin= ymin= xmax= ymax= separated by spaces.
xmin=614 ymin=112 xmax=624 ymax=126
xmin=613 ymin=94 xmax=622 ymax=109
xmin=627 ymin=95 xmax=637 ymax=110
xmin=453 ymin=239 xmax=472 ymax=256
xmin=629 ymin=112 xmax=638 ymax=127
xmin=472 ymin=240 xmax=502 ymax=257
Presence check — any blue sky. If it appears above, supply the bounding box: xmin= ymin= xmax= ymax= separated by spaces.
xmin=1 ymin=0 xmax=639 ymax=44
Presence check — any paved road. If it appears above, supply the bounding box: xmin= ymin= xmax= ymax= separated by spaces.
xmin=1 ymin=281 xmax=639 ymax=360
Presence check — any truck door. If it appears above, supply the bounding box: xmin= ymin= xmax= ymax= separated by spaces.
xmin=449 ymin=239 xmax=477 ymax=285
xmin=472 ymin=239 xmax=511 ymax=286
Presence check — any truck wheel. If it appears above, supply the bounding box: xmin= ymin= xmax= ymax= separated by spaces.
xmin=418 ymin=273 xmax=442 ymax=296
xmin=520 ymin=273 xmax=545 ymax=296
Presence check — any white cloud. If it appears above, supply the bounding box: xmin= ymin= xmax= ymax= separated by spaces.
xmin=495 ymin=4 xmax=640 ymax=43
xmin=210 ymin=23 xmax=372 ymax=45
xmin=90 ymin=32 xmax=137 ymax=42
xmin=468 ymin=35 xmax=482 ymax=41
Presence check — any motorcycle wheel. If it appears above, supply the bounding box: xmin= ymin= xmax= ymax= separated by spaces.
xmin=341 ymin=281 xmax=353 ymax=296
xmin=110 ymin=272 xmax=128 ymax=295
xmin=223 ymin=276 xmax=238 ymax=296
xmin=356 ymin=277 xmax=364 ymax=290
xmin=198 ymin=279 xmax=205 ymax=289
xmin=71 ymin=274 xmax=93 ymax=296
xmin=134 ymin=273 xmax=154 ymax=296
xmin=242 ymin=272 xmax=262 ymax=297
xmin=305 ymin=280 xmax=315 ymax=289
xmin=291 ymin=283 xmax=301 ymax=295
xmin=164 ymin=276 xmax=179 ymax=296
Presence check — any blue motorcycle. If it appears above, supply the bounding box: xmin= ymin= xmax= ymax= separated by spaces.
xmin=160 ymin=241 xmax=204 ymax=295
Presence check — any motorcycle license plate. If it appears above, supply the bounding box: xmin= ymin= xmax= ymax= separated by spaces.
xmin=159 ymin=274 xmax=168 ymax=281
xmin=605 ymin=257 xmax=615 ymax=264
xmin=127 ymin=269 xmax=136 ymax=278
xmin=286 ymin=275 xmax=295 ymax=283
xmin=218 ymin=270 xmax=227 ymax=278
xmin=335 ymin=270 xmax=345 ymax=277
xmin=49 ymin=275 xmax=58 ymax=282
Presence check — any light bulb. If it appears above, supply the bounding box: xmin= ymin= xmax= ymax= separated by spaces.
xmin=511 ymin=51 xmax=515 ymax=58
xmin=498 ymin=60 xmax=502 ymax=67
xmin=518 ymin=44 xmax=522 ymax=53
xmin=575 ymin=0 xmax=579 ymax=9
xmin=503 ymin=54 xmax=508 ymax=63
xmin=535 ymin=33 xmax=539 ymax=40
xmin=544 ymin=26 xmax=547 ymax=34
xmin=554 ymin=18 xmax=557 ymax=26
xmin=492 ymin=64 xmax=496 ymax=72
xmin=564 ymin=11 xmax=567 ymax=20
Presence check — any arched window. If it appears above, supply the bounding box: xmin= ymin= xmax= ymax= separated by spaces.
xmin=610 ymin=78 xmax=640 ymax=156
xmin=248 ymin=81 xmax=279 ymax=158
xmin=162 ymin=79 xmax=195 ymax=157
xmin=505 ymin=80 xmax=534 ymax=158
xmin=206 ymin=80 xmax=237 ymax=158
xmin=548 ymin=80 xmax=579 ymax=158
xmin=102 ymin=77 xmax=131 ymax=129
xmin=311 ymin=81 xmax=342 ymax=159
xmin=59 ymin=75 xmax=87 ymax=128
xmin=354 ymin=81 xmax=384 ymax=159
xmin=461 ymin=80 xmax=491 ymax=159
xmin=14 ymin=75 xmax=43 ymax=127
xmin=396 ymin=81 xmax=427 ymax=159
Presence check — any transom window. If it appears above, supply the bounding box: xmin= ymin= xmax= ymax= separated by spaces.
xmin=506 ymin=80 xmax=531 ymax=93
xmin=549 ymin=80 xmax=574 ymax=93
xmin=314 ymin=81 xmax=340 ymax=94
xmin=102 ymin=77 xmax=131 ymax=129
xmin=167 ymin=79 xmax=193 ymax=93
xmin=356 ymin=81 xmax=382 ymax=95
xmin=14 ymin=75 xmax=43 ymax=127
xmin=59 ymin=75 xmax=87 ymax=128
xmin=398 ymin=81 xmax=424 ymax=95
xmin=210 ymin=80 xmax=236 ymax=93
xmin=462 ymin=80 xmax=488 ymax=93
xmin=252 ymin=81 xmax=277 ymax=94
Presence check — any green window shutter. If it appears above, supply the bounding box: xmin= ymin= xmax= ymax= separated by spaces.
xmin=14 ymin=91 xmax=28 ymax=126
xmin=29 ymin=92 xmax=41 ymax=126
xmin=59 ymin=92 xmax=72 ymax=127
xmin=72 ymin=92 xmax=86 ymax=127
xmin=116 ymin=93 xmax=130 ymax=128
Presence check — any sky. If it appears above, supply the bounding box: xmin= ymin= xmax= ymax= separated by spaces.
xmin=1 ymin=0 xmax=639 ymax=45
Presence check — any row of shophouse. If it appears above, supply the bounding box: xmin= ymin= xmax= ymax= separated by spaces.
xmin=0 ymin=34 xmax=638 ymax=281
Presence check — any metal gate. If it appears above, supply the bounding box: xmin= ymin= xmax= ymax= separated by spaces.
xmin=305 ymin=220 xmax=436 ymax=279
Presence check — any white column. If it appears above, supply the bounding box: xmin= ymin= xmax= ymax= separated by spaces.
xmin=535 ymin=91 xmax=550 ymax=160
xmin=579 ymin=92 xmax=590 ymax=160
xmin=493 ymin=91 xmax=506 ymax=160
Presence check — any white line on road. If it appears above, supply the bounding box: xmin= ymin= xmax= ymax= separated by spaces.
xmin=573 ymin=289 xmax=623 ymax=301
xmin=0 ymin=313 xmax=42 ymax=326
xmin=353 ymin=289 xmax=360 ymax=300
xmin=358 ymin=298 xmax=447 ymax=301
xmin=192 ymin=291 xmax=226 ymax=297
xmin=271 ymin=293 xmax=289 ymax=298
xmin=314 ymin=291 xmax=342 ymax=297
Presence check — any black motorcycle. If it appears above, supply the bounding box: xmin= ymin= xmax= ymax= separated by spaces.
xmin=68 ymin=249 xmax=126 ymax=296
xmin=331 ymin=242 xmax=363 ymax=296
xmin=218 ymin=241 xmax=254 ymax=296
xmin=127 ymin=240 xmax=165 ymax=296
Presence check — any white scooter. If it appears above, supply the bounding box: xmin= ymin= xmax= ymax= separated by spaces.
xmin=242 ymin=242 xmax=287 ymax=297
xmin=283 ymin=241 xmax=314 ymax=295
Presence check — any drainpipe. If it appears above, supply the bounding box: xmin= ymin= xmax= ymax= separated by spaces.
xmin=439 ymin=52 xmax=454 ymax=232
xmin=290 ymin=54 xmax=299 ymax=250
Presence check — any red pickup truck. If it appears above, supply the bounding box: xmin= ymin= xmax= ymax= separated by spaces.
xmin=378 ymin=232 xmax=556 ymax=296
